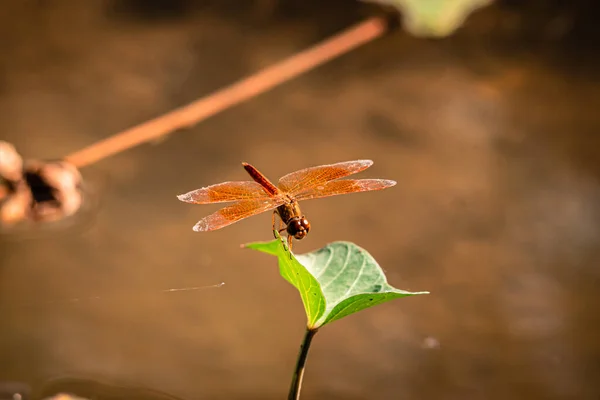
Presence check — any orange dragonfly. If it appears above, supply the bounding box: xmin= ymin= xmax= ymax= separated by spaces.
xmin=177 ymin=160 xmax=396 ymax=250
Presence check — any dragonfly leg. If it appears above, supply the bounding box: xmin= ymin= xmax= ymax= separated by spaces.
xmin=277 ymin=218 xmax=287 ymax=237
xmin=273 ymin=210 xmax=292 ymax=257
xmin=272 ymin=211 xmax=278 ymax=238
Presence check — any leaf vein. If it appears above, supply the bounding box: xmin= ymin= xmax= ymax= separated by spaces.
xmin=341 ymin=251 xmax=367 ymax=298
xmin=321 ymin=243 xmax=351 ymax=291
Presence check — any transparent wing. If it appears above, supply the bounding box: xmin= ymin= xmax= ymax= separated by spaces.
xmin=191 ymin=197 xmax=285 ymax=232
xmin=177 ymin=181 xmax=271 ymax=204
xmin=278 ymin=160 xmax=374 ymax=195
xmin=293 ymin=179 xmax=396 ymax=202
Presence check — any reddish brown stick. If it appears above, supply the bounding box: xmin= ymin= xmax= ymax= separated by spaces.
xmin=64 ymin=17 xmax=387 ymax=168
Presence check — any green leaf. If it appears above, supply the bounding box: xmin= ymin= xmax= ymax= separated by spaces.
xmin=245 ymin=234 xmax=326 ymax=327
xmin=363 ymin=0 xmax=494 ymax=38
xmin=245 ymin=233 xmax=428 ymax=328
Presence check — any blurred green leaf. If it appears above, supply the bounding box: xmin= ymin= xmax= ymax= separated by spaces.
xmin=245 ymin=233 xmax=428 ymax=328
xmin=364 ymin=0 xmax=494 ymax=37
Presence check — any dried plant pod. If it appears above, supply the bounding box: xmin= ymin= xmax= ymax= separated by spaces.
xmin=39 ymin=161 xmax=82 ymax=192
xmin=0 ymin=185 xmax=32 ymax=226
xmin=0 ymin=181 xmax=9 ymax=201
xmin=0 ymin=156 xmax=88 ymax=231
xmin=0 ymin=141 xmax=24 ymax=182
xmin=31 ymin=200 xmax=64 ymax=223
xmin=55 ymin=187 xmax=83 ymax=217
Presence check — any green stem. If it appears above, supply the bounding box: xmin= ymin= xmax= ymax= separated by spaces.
xmin=288 ymin=327 xmax=318 ymax=400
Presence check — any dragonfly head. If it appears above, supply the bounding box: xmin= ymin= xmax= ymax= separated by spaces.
xmin=287 ymin=216 xmax=310 ymax=240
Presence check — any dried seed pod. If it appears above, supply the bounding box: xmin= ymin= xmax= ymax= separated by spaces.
xmin=0 ymin=141 xmax=24 ymax=182
xmin=0 ymin=187 xmax=32 ymax=226
xmin=1 ymin=158 xmax=85 ymax=225
xmin=31 ymin=200 xmax=63 ymax=223
xmin=57 ymin=161 xmax=82 ymax=186
xmin=22 ymin=160 xmax=58 ymax=205
xmin=39 ymin=161 xmax=82 ymax=192
xmin=0 ymin=182 xmax=9 ymax=201
xmin=55 ymin=187 xmax=83 ymax=217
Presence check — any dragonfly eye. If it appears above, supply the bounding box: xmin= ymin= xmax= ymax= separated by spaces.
xmin=287 ymin=217 xmax=310 ymax=240
xmin=300 ymin=217 xmax=310 ymax=233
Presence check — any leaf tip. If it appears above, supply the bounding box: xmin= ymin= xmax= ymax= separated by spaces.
xmin=242 ymin=241 xmax=260 ymax=250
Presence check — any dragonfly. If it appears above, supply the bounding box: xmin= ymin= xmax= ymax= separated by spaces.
xmin=177 ymin=159 xmax=396 ymax=250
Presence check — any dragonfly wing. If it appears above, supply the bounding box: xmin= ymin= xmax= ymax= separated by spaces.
xmin=178 ymin=181 xmax=271 ymax=204
xmin=278 ymin=160 xmax=374 ymax=195
xmin=191 ymin=197 xmax=285 ymax=232
xmin=293 ymin=179 xmax=396 ymax=202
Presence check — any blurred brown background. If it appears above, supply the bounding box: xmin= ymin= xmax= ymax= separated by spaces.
xmin=1 ymin=0 xmax=600 ymax=399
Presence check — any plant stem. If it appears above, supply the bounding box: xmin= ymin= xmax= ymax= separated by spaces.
xmin=64 ymin=17 xmax=386 ymax=168
xmin=288 ymin=327 xmax=318 ymax=400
